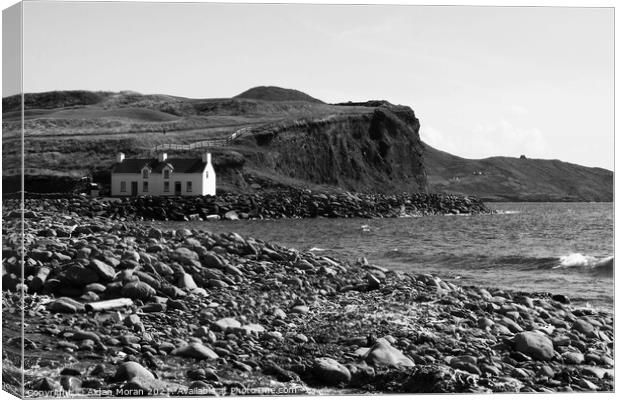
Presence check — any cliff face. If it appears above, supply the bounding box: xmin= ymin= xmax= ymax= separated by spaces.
xmin=237 ymin=103 xmax=428 ymax=193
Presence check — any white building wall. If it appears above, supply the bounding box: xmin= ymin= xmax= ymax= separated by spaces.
xmin=204 ymin=163 xmax=216 ymax=196
xmin=111 ymin=170 xmax=209 ymax=196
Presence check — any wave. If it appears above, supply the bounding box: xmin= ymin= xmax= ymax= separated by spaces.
xmin=555 ymin=253 xmax=614 ymax=276
xmin=308 ymin=247 xmax=327 ymax=252
xmin=381 ymin=250 xmax=613 ymax=277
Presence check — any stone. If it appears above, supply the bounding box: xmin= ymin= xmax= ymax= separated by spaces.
xmin=177 ymin=273 xmax=198 ymax=290
xmin=575 ymin=378 xmax=599 ymax=391
xmin=201 ymin=253 xmax=226 ymax=269
xmin=122 ymin=251 xmax=140 ymax=262
xmin=313 ymin=357 xmax=351 ymax=385
xmin=172 ymin=247 xmax=199 ymax=264
xmin=513 ymin=331 xmax=554 ymax=361
xmin=172 ymin=343 xmax=219 ymax=360
xmin=563 ymin=351 xmax=585 ymax=364
xmin=88 ymin=259 xmax=116 ymax=281
xmin=551 ymin=294 xmax=570 ymax=304
xmin=573 ymin=319 xmax=595 ymax=335
xmin=290 ymin=305 xmax=309 ymax=314
xmin=213 ymin=317 xmax=241 ymax=332
xmin=539 ymin=365 xmax=555 ymax=378
xmin=148 ymin=228 xmax=163 ymax=239
xmin=153 ymin=262 xmax=174 ymax=276
xmin=85 ymin=283 xmax=106 ymax=293
xmin=478 ymin=317 xmax=494 ymax=330
xmin=113 ymin=361 xmax=154 ymax=382
xmin=30 ymin=250 xmax=53 ymax=262
xmin=363 ymin=340 xmax=415 ymax=368
xmin=121 ymin=281 xmax=156 ymax=300
xmin=241 ymin=323 xmax=266 ymax=335
xmin=64 ymin=264 xmax=100 ymax=286
xmin=366 ymin=273 xmax=381 ymax=290
xmin=48 ymin=297 xmax=84 ymax=313
xmin=224 ymin=211 xmax=239 ymax=220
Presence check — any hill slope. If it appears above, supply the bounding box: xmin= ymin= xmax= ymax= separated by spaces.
xmin=2 ymin=88 xmax=612 ymax=201
xmin=235 ymin=86 xmax=324 ymax=103
xmin=424 ymin=144 xmax=613 ymax=201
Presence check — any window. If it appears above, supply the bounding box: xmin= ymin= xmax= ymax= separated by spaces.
xmin=143 ymin=182 xmax=148 ymax=192
xmin=164 ymin=182 xmax=170 ymax=192
xmin=120 ymin=181 xmax=126 ymax=192
xmin=186 ymin=181 xmax=193 ymax=192
xmin=164 ymin=169 xmax=170 ymax=179
xmin=142 ymin=169 xmax=149 ymax=179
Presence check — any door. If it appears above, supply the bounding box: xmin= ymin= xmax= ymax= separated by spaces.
xmin=131 ymin=181 xmax=138 ymax=196
xmin=175 ymin=181 xmax=182 ymax=195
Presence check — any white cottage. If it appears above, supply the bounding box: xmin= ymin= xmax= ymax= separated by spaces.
xmin=111 ymin=152 xmax=216 ymax=196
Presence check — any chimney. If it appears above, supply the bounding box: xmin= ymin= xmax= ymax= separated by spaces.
xmin=116 ymin=152 xmax=125 ymax=163
xmin=202 ymin=152 xmax=212 ymax=164
xmin=158 ymin=152 xmax=167 ymax=162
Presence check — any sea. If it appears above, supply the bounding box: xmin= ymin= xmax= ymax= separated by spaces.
xmin=156 ymin=202 xmax=614 ymax=311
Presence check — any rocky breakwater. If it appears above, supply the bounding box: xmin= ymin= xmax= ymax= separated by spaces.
xmin=2 ymin=209 xmax=613 ymax=396
xmin=10 ymin=190 xmax=491 ymax=222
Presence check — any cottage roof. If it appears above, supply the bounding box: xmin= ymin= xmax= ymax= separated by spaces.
xmin=111 ymin=158 xmax=207 ymax=174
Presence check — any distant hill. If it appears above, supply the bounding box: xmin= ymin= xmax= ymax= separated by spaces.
xmin=2 ymin=88 xmax=612 ymax=201
xmin=235 ymin=86 xmax=324 ymax=103
xmin=424 ymin=144 xmax=613 ymax=202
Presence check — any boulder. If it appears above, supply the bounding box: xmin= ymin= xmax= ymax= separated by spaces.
xmin=563 ymin=351 xmax=585 ymax=365
xmin=313 ymin=357 xmax=351 ymax=385
xmin=121 ymin=281 xmax=156 ymax=300
xmin=63 ymin=264 xmax=100 ymax=286
xmin=88 ymin=259 xmax=116 ymax=282
xmin=113 ymin=361 xmax=154 ymax=382
xmin=172 ymin=343 xmax=219 ymax=360
xmin=363 ymin=340 xmax=415 ymax=367
xmin=202 ymin=253 xmax=226 ymax=269
xmin=177 ymin=273 xmax=198 ymax=290
xmin=172 ymin=247 xmax=199 ymax=264
xmin=573 ymin=319 xmax=595 ymax=335
xmin=513 ymin=331 xmax=554 ymax=361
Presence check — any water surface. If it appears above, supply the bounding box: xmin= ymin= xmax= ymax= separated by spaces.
xmin=153 ymin=202 xmax=613 ymax=310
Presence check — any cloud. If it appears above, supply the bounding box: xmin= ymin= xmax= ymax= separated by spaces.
xmin=419 ymin=124 xmax=459 ymax=154
xmin=470 ymin=119 xmax=547 ymax=158
xmin=510 ymin=105 xmax=529 ymax=116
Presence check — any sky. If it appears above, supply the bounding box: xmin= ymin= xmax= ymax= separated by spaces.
xmin=3 ymin=0 xmax=615 ymax=170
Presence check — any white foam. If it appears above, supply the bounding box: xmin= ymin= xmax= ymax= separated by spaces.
xmin=556 ymin=253 xmax=595 ymax=268
xmin=555 ymin=253 xmax=613 ymax=269
xmin=308 ymin=247 xmax=326 ymax=252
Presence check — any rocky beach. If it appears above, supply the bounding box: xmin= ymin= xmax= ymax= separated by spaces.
xmin=2 ymin=195 xmax=614 ymax=396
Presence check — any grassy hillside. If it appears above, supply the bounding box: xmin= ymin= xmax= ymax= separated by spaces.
xmin=424 ymin=144 xmax=613 ymax=201
xmin=2 ymin=88 xmax=612 ymax=201
xmin=235 ymin=86 xmax=324 ymax=103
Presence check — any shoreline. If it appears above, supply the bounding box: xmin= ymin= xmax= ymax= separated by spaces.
xmin=2 ymin=203 xmax=614 ymax=395
xmin=3 ymin=189 xmax=492 ymax=221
